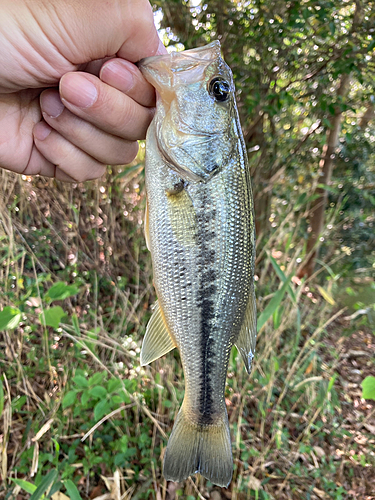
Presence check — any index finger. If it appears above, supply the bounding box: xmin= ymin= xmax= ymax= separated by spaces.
xmin=100 ymin=59 xmax=156 ymax=108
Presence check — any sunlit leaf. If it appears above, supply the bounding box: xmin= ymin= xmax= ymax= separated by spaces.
xmin=316 ymin=285 xmax=336 ymax=305
xmin=46 ymin=282 xmax=79 ymax=301
xmin=327 ymin=373 xmax=338 ymax=393
xmin=0 ymin=306 xmax=21 ymax=331
xmin=269 ymin=255 xmax=296 ymax=303
xmin=39 ymin=306 xmax=66 ymax=328
xmin=10 ymin=478 xmax=37 ymax=494
xmin=361 ymin=376 xmax=375 ymax=401
xmin=257 ymin=275 xmax=293 ymax=332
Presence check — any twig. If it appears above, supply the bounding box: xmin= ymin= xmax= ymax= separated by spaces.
xmin=81 ymin=404 xmax=136 ymax=442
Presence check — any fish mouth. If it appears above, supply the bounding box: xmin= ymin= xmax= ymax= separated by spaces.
xmin=138 ymin=41 xmax=227 ymax=97
xmin=138 ymin=41 xmax=222 ymax=69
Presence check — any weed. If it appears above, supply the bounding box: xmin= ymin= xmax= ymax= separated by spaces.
xmin=1 ymin=161 xmax=374 ymax=499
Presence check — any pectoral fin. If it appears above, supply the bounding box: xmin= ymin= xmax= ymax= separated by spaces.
xmin=235 ymin=287 xmax=257 ymax=374
xmin=141 ymin=301 xmax=176 ymax=366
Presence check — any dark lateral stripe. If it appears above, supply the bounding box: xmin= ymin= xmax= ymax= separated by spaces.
xmin=195 ymin=192 xmax=218 ymax=424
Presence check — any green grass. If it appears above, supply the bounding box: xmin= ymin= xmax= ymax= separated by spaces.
xmin=0 ymin=166 xmax=374 ymax=500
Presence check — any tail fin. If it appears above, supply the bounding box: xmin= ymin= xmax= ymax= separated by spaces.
xmin=163 ymin=406 xmax=233 ymax=487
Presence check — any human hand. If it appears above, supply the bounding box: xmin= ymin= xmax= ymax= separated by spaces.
xmin=0 ymin=0 xmax=166 ymax=181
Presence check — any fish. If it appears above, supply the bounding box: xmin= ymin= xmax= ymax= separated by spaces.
xmin=138 ymin=41 xmax=256 ymax=488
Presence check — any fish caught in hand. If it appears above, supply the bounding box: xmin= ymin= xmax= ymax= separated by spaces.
xmin=138 ymin=41 xmax=256 ymax=488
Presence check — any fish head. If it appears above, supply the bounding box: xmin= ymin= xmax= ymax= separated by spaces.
xmin=139 ymin=41 xmax=240 ymax=183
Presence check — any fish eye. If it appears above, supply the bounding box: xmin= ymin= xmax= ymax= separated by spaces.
xmin=209 ymin=77 xmax=231 ymax=102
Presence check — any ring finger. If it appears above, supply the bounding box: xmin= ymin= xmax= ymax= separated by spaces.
xmin=33 ymin=121 xmax=107 ymax=182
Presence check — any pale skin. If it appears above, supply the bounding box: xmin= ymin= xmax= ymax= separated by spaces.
xmin=0 ymin=0 xmax=166 ymax=182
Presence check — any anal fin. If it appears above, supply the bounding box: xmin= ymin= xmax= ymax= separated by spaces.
xmin=141 ymin=301 xmax=176 ymax=366
xmin=235 ymin=285 xmax=257 ymax=374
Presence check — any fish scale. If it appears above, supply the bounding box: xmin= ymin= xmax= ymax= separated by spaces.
xmin=139 ymin=41 xmax=256 ymax=487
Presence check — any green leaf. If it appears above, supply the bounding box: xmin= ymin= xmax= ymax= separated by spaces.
xmin=111 ymin=395 xmax=123 ymax=406
xmin=46 ymin=282 xmax=79 ymax=301
xmin=10 ymin=478 xmax=37 ymax=494
xmin=0 ymin=378 xmax=4 ymax=419
xmin=361 ymin=376 xmax=375 ymax=401
xmin=81 ymin=391 xmax=90 ymax=406
xmin=107 ymin=378 xmax=122 ymax=393
xmin=30 ymin=469 xmax=58 ymax=500
xmin=89 ymin=386 xmax=107 ymax=398
xmin=62 ymin=390 xmax=77 ymax=409
xmin=317 ymin=183 xmax=340 ymax=194
xmin=64 ymin=480 xmax=83 ymax=500
xmin=257 ymin=275 xmax=293 ymax=332
xmin=39 ymin=306 xmax=66 ymax=328
xmin=73 ymin=375 xmax=89 ymax=388
xmin=114 ymin=453 xmax=126 ymax=467
xmin=120 ymin=391 xmax=132 ymax=404
xmin=328 ymin=103 xmax=336 ymax=115
xmin=94 ymin=399 xmax=110 ymax=421
xmin=327 ymin=373 xmax=338 ymax=393
xmin=11 ymin=395 xmax=27 ymax=411
xmin=269 ymin=255 xmax=296 ymax=303
xmin=89 ymin=372 xmax=106 ymax=386
xmin=0 ymin=306 xmax=21 ymax=330
xmin=50 ymin=482 xmax=63 ymax=496
xmin=52 ymin=438 xmax=60 ymax=455
xmin=273 ymin=305 xmax=283 ymax=329
xmin=72 ymin=314 xmax=80 ymax=336
xmin=274 ymin=358 xmax=280 ymax=372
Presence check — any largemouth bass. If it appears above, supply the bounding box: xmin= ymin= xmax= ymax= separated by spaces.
xmin=138 ymin=41 xmax=256 ymax=488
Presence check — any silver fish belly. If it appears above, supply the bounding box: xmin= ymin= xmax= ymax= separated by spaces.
xmin=139 ymin=41 xmax=256 ymax=487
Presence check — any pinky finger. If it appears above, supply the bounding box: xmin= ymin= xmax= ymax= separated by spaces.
xmin=23 ymin=146 xmax=57 ymax=178
xmin=24 ymin=143 xmax=78 ymax=182
xmin=25 ymin=145 xmax=87 ymax=182
xmin=32 ymin=122 xmax=106 ymax=182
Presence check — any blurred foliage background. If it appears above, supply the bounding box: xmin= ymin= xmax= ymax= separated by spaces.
xmin=1 ymin=1 xmax=375 ymax=500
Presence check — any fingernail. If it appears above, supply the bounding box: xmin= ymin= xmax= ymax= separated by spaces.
xmin=100 ymin=60 xmax=134 ymax=92
xmin=60 ymin=73 xmax=98 ymax=108
xmin=34 ymin=122 xmax=52 ymax=141
xmin=40 ymin=91 xmax=64 ymax=118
